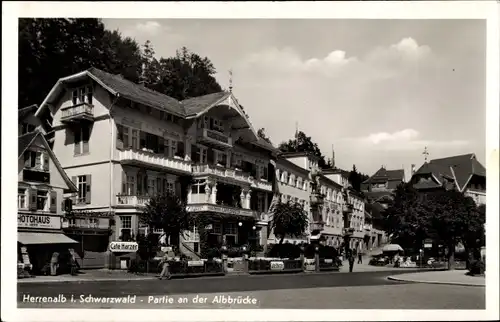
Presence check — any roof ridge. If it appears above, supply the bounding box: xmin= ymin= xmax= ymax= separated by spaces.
xmin=430 ymin=153 xmax=475 ymax=162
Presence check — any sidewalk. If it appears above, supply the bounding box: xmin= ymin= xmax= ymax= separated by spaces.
xmin=18 ymin=269 xmax=156 ymax=284
xmin=388 ymin=270 xmax=485 ymax=287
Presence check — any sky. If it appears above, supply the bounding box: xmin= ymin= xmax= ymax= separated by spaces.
xmin=102 ymin=19 xmax=486 ymax=176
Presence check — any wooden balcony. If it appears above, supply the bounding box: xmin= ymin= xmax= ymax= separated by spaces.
xmin=62 ymin=217 xmax=111 ymax=235
xmin=119 ymin=149 xmax=191 ymax=174
xmin=115 ymin=195 xmax=150 ymax=208
xmin=197 ymin=128 xmax=233 ymax=149
xmin=186 ymin=203 xmax=258 ymax=219
xmin=60 ymin=103 xmax=94 ymax=123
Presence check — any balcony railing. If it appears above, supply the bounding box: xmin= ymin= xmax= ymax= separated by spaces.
xmin=119 ymin=149 xmax=191 ymax=174
xmin=186 ymin=203 xmax=257 ymax=219
xmin=197 ymin=128 xmax=233 ymax=148
xmin=251 ymin=178 xmax=272 ymax=192
xmin=192 ymin=164 xmax=273 ymax=192
xmin=116 ymin=195 xmax=150 ymax=207
xmin=62 ymin=219 xmax=110 ymax=230
xmin=60 ymin=103 xmax=94 ymax=123
xmin=310 ymin=221 xmax=325 ymax=232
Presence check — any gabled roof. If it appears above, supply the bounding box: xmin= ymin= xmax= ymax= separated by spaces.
xmin=363 ymin=167 xmax=405 ymax=184
xmin=412 ymin=153 xmax=485 ymax=192
xmin=19 ymin=104 xmax=39 ymax=120
xmin=182 ymin=91 xmax=230 ymax=116
xmin=18 ymin=130 xmax=78 ymax=193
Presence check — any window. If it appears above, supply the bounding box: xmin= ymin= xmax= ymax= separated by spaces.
xmin=36 ymin=190 xmax=48 ymax=211
xmin=120 ymin=215 xmax=132 ymax=241
xmin=72 ymin=85 xmax=93 ymax=105
xmin=18 ymin=188 xmax=27 ymax=209
xmin=232 ymin=154 xmax=242 ymax=168
xmin=224 ymin=223 xmax=238 ymax=245
xmin=23 ymin=150 xmax=49 ymax=171
xmin=77 ymin=175 xmax=88 ymax=203
xmin=290 ymin=175 xmax=296 ymax=186
xmin=257 ymin=193 xmax=265 ymax=212
xmin=122 ymin=175 xmax=135 ymax=195
xmin=191 ymin=145 xmax=207 ymax=164
xmin=74 ymin=125 xmax=90 ymax=155
xmin=147 ymin=178 xmax=157 ymax=196
xmin=216 ymin=151 xmax=227 ymax=166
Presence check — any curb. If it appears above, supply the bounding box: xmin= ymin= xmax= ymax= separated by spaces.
xmin=18 ymin=276 xmax=157 ymax=284
xmin=387 ymin=276 xmax=485 ymax=287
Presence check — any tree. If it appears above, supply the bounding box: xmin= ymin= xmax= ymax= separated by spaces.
xmin=139 ymin=191 xmax=194 ymax=248
xmin=143 ymin=46 xmax=223 ymax=100
xmin=18 ymin=18 xmax=143 ymax=107
xmin=278 ymin=131 xmax=328 ymax=168
xmin=257 ymin=128 xmax=272 ymax=144
xmin=270 ymin=200 xmax=309 ymax=244
xmin=348 ymin=164 xmax=369 ymax=192
xmin=382 ymin=183 xmax=430 ymax=252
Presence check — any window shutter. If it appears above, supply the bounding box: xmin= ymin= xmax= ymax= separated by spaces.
xmin=35 ymin=153 xmax=42 ymax=169
xmin=122 ymin=171 xmax=127 ymax=194
xmin=71 ymin=176 xmax=77 ymax=203
xmin=43 ymin=152 xmax=50 ymax=171
xmin=24 ymin=151 xmax=30 ymax=167
xmin=28 ymin=188 xmax=37 ymax=211
xmin=85 ymin=175 xmax=92 ymax=204
xmin=116 ymin=124 xmax=124 ymax=150
xmin=49 ymin=190 xmax=57 ymax=213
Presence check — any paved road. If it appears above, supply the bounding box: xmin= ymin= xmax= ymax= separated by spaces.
xmin=18 ymin=270 xmax=484 ymax=309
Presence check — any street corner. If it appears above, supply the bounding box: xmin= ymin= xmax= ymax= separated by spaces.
xmin=387 ymin=270 xmax=486 ymax=287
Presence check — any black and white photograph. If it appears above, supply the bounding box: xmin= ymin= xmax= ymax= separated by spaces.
xmin=2 ymin=1 xmax=499 ymax=321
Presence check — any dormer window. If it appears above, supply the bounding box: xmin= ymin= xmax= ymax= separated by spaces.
xmin=23 ymin=150 xmax=49 ymax=172
xmin=72 ymin=85 xmax=93 ymax=105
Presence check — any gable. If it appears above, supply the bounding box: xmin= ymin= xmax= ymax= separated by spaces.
xmin=18 ymin=131 xmax=77 ymax=192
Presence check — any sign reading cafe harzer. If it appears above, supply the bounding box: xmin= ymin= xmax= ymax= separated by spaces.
xmin=108 ymin=241 xmax=139 ymax=253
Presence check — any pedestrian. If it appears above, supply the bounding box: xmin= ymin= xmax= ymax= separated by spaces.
xmin=50 ymin=251 xmax=59 ymax=276
xmin=348 ymin=250 xmax=355 ymax=273
xmin=357 ymin=251 xmax=363 ymax=264
xmin=69 ymin=249 xmax=79 ymax=276
xmin=158 ymin=248 xmax=175 ymax=280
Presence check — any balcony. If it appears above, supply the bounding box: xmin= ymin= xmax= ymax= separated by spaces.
xmin=310 ymin=221 xmax=325 ymax=232
xmin=60 ymin=103 xmax=94 ymax=123
xmin=186 ymin=203 xmax=258 ymax=219
xmin=251 ymin=178 xmax=272 ymax=192
xmin=62 ymin=218 xmax=111 ymax=234
xmin=115 ymin=195 xmax=150 ymax=208
xmin=119 ymin=149 xmax=191 ymax=174
xmin=197 ymin=128 xmax=233 ymax=149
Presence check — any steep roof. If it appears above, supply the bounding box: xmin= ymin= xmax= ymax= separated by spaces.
xmin=413 ymin=153 xmax=485 ymax=192
xmin=18 ymin=104 xmax=38 ymax=120
xmin=182 ymin=91 xmax=230 ymax=116
xmin=363 ymin=167 xmax=405 ymax=184
xmin=19 ymin=130 xmax=78 ymax=193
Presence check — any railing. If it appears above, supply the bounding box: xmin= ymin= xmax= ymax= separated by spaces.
xmin=119 ymin=149 xmax=191 ymax=173
xmin=251 ymin=178 xmax=272 ymax=191
xmin=62 ymin=219 xmax=110 ymax=230
xmin=60 ymin=103 xmax=94 ymax=121
xmin=198 ymin=128 xmax=232 ymax=147
xmin=192 ymin=164 xmax=272 ymax=192
xmin=186 ymin=203 xmax=258 ymax=218
xmin=116 ymin=195 xmax=150 ymax=207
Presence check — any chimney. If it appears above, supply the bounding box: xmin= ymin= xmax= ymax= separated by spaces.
xmin=331 ymin=144 xmax=335 ymax=169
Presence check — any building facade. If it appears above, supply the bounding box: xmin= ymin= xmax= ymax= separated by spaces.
xmin=411 ymin=153 xmax=486 ymax=205
xmin=18 ymin=130 xmax=79 ymax=274
xmin=35 ymin=67 xmax=276 ymax=267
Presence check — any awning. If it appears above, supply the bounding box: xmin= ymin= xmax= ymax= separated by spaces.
xmin=18 ymin=232 xmax=79 ymax=245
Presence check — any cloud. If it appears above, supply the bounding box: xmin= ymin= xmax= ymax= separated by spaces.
xmin=344 ymin=129 xmax=469 ymax=152
xmin=134 ymin=21 xmax=163 ymax=34
xmin=238 ymin=37 xmax=431 ymax=80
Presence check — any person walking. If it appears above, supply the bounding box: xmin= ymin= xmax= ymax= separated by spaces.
xmin=158 ymin=248 xmax=175 ymax=280
xmin=348 ymin=249 xmax=355 ymax=273
xmin=50 ymin=252 xmax=59 ymax=276
xmin=69 ymin=249 xmax=79 ymax=276
xmin=357 ymin=250 xmax=363 ymax=264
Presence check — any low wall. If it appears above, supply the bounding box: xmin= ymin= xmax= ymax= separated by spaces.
xmin=248 ymin=258 xmax=303 ymax=274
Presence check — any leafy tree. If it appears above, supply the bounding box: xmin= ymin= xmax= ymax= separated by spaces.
xmin=348 ymin=164 xmax=369 ymax=192
xmin=382 ymin=183 xmax=430 ymax=252
xmin=270 ymin=199 xmax=309 ymax=244
xmin=461 ymin=203 xmax=485 ymax=264
xmin=18 ymin=18 xmax=143 ymax=107
xmin=257 ymin=128 xmax=272 ymax=144
xmin=142 ymin=46 xmax=223 ymax=100
xmin=278 ymin=131 xmax=328 ymax=168
xmin=139 ymin=191 xmax=194 ymax=248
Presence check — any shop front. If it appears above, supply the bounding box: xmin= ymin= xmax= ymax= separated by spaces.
xmin=17 ymin=213 xmax=79 ymax=275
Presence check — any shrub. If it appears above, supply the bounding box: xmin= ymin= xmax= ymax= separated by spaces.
xmin=468 ymin=259 xmax=485 ymax=275
xmin=266 ymin=243 xmax=302 ymax=259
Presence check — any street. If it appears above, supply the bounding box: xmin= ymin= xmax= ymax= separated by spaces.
xmin=17 ymin=270 xmax=485 ymax=309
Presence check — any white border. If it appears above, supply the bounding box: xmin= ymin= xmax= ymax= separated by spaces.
xmin=2 ymin=1 xmax=499 ymax=321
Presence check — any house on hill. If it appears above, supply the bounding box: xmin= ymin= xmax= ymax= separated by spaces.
xmin=410 ymin=153 xmax=486 ymax=205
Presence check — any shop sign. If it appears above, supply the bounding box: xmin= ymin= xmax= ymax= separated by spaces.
xmin=109 ymin=241 xmax=139 ymax=253
xmin=18 ymin=214 xmax=61 ymax=229
xmin=187 ymin=260 xmax=204 ymax=267
xmin=324 ymin=259 xmax=333 ymax=264
xmin=270 ymin=261 xmax=284 ymax=271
